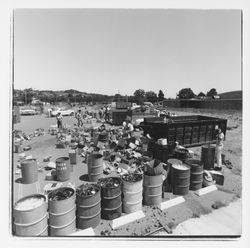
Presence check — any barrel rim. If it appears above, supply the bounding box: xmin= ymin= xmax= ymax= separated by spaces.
xmin=76 ymin=209 xmax=101 ymax=219
xmin=48 ymin=187 xmax=75 ymax=202
xmin=20 ymin=158 xmax=37 ymax=164
xmin=14 ymin=194 xmax=46 ymax=212
xmin=49 ymin=205 xmax=76 ymax=216
xmin=49 ymin=216 xmax=76 ymax=229
xmin=55 ymin=157 xmax=70 ymax=163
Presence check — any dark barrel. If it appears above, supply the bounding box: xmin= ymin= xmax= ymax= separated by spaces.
xmin=48 ymin=187 xmax=76 ymax=236
xmin=171 ymin=163 xmax=190 ymax=195
xmin=55 ymin=157 xmax=71 ymax=182
xmin=184 ymin=159 xmax=204 ymax=190
xmin=99 ymin=177 xmax=122 ymax=220
xmin=76 ymin=184 xmax=101 ymax=229
xmin=201 ymin=145 xmax=216 ymax=170
xmin=21 ymin=159 xmax=38 ymax=184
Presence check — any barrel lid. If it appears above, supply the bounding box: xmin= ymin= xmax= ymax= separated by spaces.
xmin=172 ymin=163 xmax=190 ymax=170
xmin=14 ymin=194 xmax=46 ymax=211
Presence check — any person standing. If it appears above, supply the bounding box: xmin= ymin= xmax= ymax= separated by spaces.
xmin=215 ymin=127 xmax=224 ymax=171
xmin=56 ymin=112 xmax=63 ymax=129
xmin=76 ymin=109 xmax=83 ymax=127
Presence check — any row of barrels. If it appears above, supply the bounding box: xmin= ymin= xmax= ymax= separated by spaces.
xmin=12 ymin=172 xmax=161 ymax=237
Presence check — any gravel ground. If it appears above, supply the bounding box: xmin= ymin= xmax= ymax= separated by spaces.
xmin=12 ymin=107 xmax=242 ymax=237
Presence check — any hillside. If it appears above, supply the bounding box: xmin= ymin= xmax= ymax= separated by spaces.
xmin=218 ymin=90 xmax=242 ymax=99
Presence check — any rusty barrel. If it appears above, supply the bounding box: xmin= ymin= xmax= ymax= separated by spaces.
xmin=99 ymin=177 xmax=122 ymax=220
xmin=48 ymin=187 xmax=76 ymax=236
xmin=143 ymin=174 xmax=162 ymax=206
xmin=87 ymin=153 xmax=103 ymax=182
xmin=76 ymin=184 xmax=101 ymax=229
xmin=122 ymin=174 xmax=143 ymax=213
xmin=13 ymin=194 xmax=48 ymax=236
xmin=21 ymin=159 xmax=38 ymax=184
xmin=171 ymin=163 xmax=190 ymax=195
xmin=201 ymin=145 xmax=216 ymax=170
xmin=174 ymin=148 xmax=189 ymax=161
xmin=55 ymin=157 xmax=71 ymax=182
xmin=185 ymin=159 xmax=204 ymax=190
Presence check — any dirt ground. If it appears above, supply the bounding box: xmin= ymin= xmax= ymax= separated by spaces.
xmin=12 ymin=107 xmax=242 ymax=237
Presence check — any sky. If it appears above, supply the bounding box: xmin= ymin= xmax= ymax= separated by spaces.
xmin=13 ymin=9 xmax=242 ymax=98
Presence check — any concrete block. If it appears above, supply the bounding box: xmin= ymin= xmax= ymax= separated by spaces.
xmin=70 ymin=227 xmax=95 ymax=236
xmin=158 ymin=196 xmax=185 ymax=211
xmin=111 ymin=210 xmax=145 ymax=229
xmin=194 ymin=185 xmax=217 ymax=196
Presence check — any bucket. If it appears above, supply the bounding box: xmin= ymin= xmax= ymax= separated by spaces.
xmin=171 ymin=163 xmax=190 ymax=195
xmin=48 ymin=187 xmax=76 ymax=236
xmin=55 ymin=157 xmax=71 ymax=182
xmin=21 ymin=159 xmax=38 ymax=184
xmin=122 ymin=174 xmax=143 ymax=214
xmin=87 ymin=153 xmax=103 ymax=182
xmin=143 ymin=174 xmax=162 ymax=206
xmin=185 ymin=159 xmax=204 ymax=190
xmin=201 ymin=145 xmax=216 ymax=170
xmin=13 ymin=194 xmax=47 ymax=236
xmin=76 ymin=184 xmax=101 ymax=229
xmin=69 ymin=149 xmax=77 ymax=165
xmin=99 ymin=177 xmax=122 ymax=220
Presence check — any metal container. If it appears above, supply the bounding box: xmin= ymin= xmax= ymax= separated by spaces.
xmin=55 ymin=157 xmax=70 ymax=182
xmin=122 ymin=175 xmax=143 ymax=214
xmin=21 ymin=159 xmax=38 ymax=184
xmin=100 ymin=177 xmax=122 ymax=220
xmin=87 ymin=153 xmax=103 ymax=182
xmin=76 ymin=184 xmax=101 ymax=229
xmin=69 ymin=149 xmax=77 ymax=165
xmin=13 ymin=194 xmax=47 ymax=236
xmin=171 ymin=163 xmax=191 ymax=195
xmin=201 ymin=145 xmax=216 ymax=170
xmin=143 ymin=174 xmax=162 ymax=206
xmin=185 ymin=159 xmax=204 ymax=190
xmin=48 ymin=187 xmax=76 ymax=236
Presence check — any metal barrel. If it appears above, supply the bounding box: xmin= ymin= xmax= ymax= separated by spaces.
xmin=55 ymin=157 xmax=71 ymax=182
xmin=76 ymin=184 xmax=101 ymax=229
xmin=69 ymin=149 xmax=77 ymax=165
xmin=171 ymin=164 xmax=191 ymax=195
xmin=122 ymin=175 xmax=143 ymax=214
xmin=48 ymin=187 xmax=76 ymax=236
xmin=21 ymin=159 xmax=38 ymax=184
xmin=13 ymin=194 xmax=48 ymax=236
xmin=185 ymin=159 xmax=204 ymax=190
xmin=143 ymin=174 xmax=162 ymax=206
xmin=87 ymin=153 xmax=103 ymax=182
xmin=201 ymin=145 xmax=216 ymax=170
xmin=100 ymin=177 xmax=122 ymax=220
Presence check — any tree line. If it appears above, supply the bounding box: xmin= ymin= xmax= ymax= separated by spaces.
xmin=13 ymin=87 xmax=218 ymax=105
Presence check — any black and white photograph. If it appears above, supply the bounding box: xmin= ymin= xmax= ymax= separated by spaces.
xmin=10 ymin=6 xmax=245 ymax=241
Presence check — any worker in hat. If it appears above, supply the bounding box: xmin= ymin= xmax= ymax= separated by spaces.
xmin=215 ymin=127 xmax=224 ymax=171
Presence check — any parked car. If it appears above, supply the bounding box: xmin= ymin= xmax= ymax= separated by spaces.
xmin=20 ymin=108 xmax=38 ymax=115
xmin=50 ymin=108 xmax=75 ymax=117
